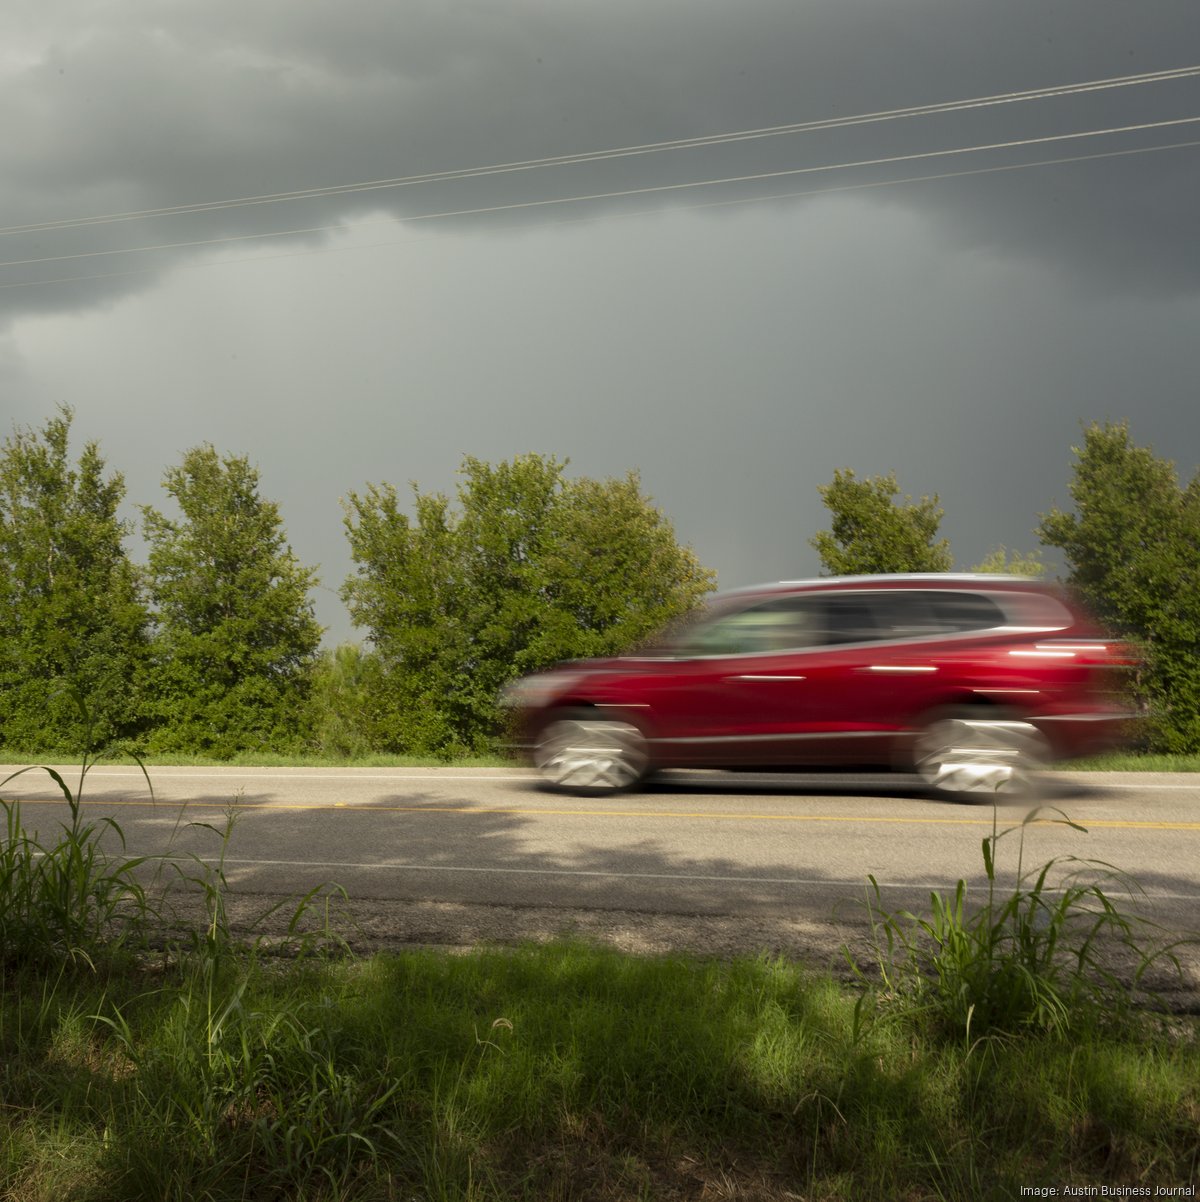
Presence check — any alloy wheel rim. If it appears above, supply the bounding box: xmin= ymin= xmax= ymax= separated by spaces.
xmin=914 ymin=717 xmax=1047 ymax=795
xmin=534 ymin=718 xmax=648 ymax=791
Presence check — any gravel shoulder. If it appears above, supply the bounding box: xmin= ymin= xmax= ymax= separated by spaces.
xmin=163 ymin=888 xmax=1200 ymax=1014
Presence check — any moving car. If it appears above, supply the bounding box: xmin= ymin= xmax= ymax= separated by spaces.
xmin=502 ymin=574 xmax=1138 ymax=799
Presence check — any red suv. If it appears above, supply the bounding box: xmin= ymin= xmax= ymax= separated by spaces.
xmin=502 ymin=575 xmax=1138 ymax=799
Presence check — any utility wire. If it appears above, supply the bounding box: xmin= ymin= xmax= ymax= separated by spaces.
xmin=1 ymin=63 xmax=1198 ymax=239
xmin=4 ymin=134 xmax=1197 ymax=292
xmin=2 ymin=113 xmax=1197 ymax=273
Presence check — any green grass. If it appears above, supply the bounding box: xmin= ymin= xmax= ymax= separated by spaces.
xmin=0 ymin=765 xmax=157 ymax=968
xmin=855 ymin=804 xmax=1189 ymax=1041
xmin=0 ymin=750 xmax=516 ymax=769
xmin=1058 ymin=751 xmax=1200 ymax=772
xmin=0 ymin=945 xmax=1197 ymax=1200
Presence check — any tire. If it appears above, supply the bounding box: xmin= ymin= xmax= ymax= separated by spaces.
xmin=533 ymin=709 xmax=650 ymax=795
xmin=911 ymin=709 xmax=1049 ymax=801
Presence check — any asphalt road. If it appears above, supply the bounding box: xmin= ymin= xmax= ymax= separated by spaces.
xmin=4 ymin=764 xmax=1199 ymax=937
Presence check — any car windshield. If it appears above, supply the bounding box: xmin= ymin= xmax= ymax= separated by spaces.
xmin=628 ymin=603 xmax=728 ymax=657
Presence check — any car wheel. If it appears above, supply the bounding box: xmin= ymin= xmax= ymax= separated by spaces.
xmin=912 ymin=709 xmax=1049 ymax=801
xmin=533 ymin=709 xmax=650 ymax=795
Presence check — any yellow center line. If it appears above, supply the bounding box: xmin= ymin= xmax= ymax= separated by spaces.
xmin=8 ymin=795 xmax=1200 ymax=830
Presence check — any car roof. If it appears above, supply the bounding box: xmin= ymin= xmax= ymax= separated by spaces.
xmin=721 ymin=573 xmax=1047 ymax=599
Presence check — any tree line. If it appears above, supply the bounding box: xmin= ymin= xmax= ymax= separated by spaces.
xmin=0 ymin=411 xmax=1195 ymax=756
xmin=0 ymin=411 xmax=712 ymax=757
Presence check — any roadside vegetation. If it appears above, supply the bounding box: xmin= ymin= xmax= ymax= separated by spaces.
xmin=6 ymin=940 xmax=1198 ymax=1200
xmin=0 ymin=750 xmax=515 ymax=770
xmin=1 ymin=750 xmax=1196 ymax=1199
xmin=1059 ymin=751 xmax=1200 ymax=772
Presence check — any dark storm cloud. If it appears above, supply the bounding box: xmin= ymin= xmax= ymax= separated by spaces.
xmin=3 ymin=0 xmax=1199 ymax=323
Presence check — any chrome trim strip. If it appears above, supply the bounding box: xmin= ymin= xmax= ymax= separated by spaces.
xmin=857 ymin=665 xmax=938 ymax=673
xmin=728 ymin=674 xmax=807 ymax=681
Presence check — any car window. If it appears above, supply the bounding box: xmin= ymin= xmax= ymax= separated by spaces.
xmin=867 ymin=591 xmax=944 ymax=637
xmin=672 ymin=595 xmax=824 ymax=656
xmin=863 ymin=590 xmax=1006 ymax=638
xmin=820 ymin=594 xmax=881 ymax=644
xmin=998 ymin=590 xmax=1076 ymax=630
xmin=925 ymin=591 xmax=1006 ymax=631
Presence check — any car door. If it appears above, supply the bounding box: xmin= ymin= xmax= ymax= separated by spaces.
xmin=763 ymin=590 xmax=902 ymax=765
xmin=641 ymin=594 xmax=830 ymax=766
xmin=839 ymin=589 xmax=1013 ymax=729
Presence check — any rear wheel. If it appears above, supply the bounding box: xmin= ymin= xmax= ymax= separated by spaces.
xmin=912 ymin=709 xmax=1048 ymax=800
xmin=533 ymin=709 xmax=650 ymax=795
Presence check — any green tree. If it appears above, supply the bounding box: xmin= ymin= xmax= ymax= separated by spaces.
xmin=340 ymin=483 xmax=468 ymax=752
xmin=810 ymin=469 xmax=953 ymax=575
xmin=303 ymin=642 xmax=384 ymax=759
xmin=1039 ymin=422 xmax=1200 ymax=751
xmin=970 ymin=546 xmax=1046 ymax=576
xmin=0 ymin=409 xmax=149 ymax=753
xmin=342 ymin=454 xmax=715 ymax=752
xmin=142 ymin=446 xmax=323 ymax=756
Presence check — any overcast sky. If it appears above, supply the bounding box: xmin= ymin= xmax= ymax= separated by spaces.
xmin=3 ymin=0 xmax=1199 ymax=644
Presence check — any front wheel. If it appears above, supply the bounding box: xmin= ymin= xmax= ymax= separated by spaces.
xmin=533 ymin=710 xmax=650 ymax=795
xmin=912 ymin=710 xmax=1049 ymax=801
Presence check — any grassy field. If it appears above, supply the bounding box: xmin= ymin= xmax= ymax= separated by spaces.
xmin=3 ymin=942 xmax=1198 ymax=1201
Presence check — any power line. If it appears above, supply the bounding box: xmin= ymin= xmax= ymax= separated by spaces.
xmin=4 ymin=135 xmax=1197 ymax=293
xmin=1 ymin=63 xmax=1198 ymax=240
xmin=2 ymin=113 xmax=1196 ymax=273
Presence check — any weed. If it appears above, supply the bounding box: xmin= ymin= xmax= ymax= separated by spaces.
xmin=853 ymin=805 xmax=1186 ymax=1039
xmin=0 ymin=692 xmax=157 ymax=967
xmin=166 ymin=800 xmax=350 ymax=968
